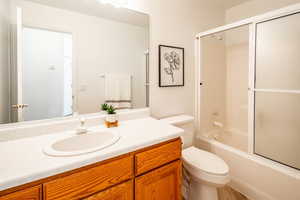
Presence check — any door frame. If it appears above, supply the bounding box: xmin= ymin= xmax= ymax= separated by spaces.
xmin=16 ymin=7 xmax=23 ymax=122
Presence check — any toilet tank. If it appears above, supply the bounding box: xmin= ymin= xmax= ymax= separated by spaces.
xmin=160 ymin=115 xmax=194 ymax=149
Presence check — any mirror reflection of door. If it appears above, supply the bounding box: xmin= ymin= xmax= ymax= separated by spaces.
xmin=22 ymin=27 xmax=73 ymax=121
xmin=10 ymin=7 xmax=23 ymax=123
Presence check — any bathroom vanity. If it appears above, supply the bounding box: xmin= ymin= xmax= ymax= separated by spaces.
xmin=0 ymin=117 xmax=183 ymax=200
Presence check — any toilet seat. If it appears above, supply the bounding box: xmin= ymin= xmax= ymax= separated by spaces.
xmin=182 ymin=147 xmax=230 ymax=186
xmin=183 ymin=147 xmax=229 ymax=175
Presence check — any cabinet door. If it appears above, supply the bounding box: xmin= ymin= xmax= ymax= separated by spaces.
xmin=0 ymin=185 xmax=42 ymax=200
xmin=135 ymin=160 xmax=182 ymax=200
xmin=83 ymin=180 xmax=133 ymax=200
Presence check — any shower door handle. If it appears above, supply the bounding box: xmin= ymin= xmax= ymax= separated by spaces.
xmin=11 ymin=104 xmax=29 ymax=110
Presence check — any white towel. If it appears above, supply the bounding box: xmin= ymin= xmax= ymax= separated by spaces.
xmin=105 ymin=74 xmax=132 ymax=109
xmin=107 ymin=102 xmax=132 ymax=109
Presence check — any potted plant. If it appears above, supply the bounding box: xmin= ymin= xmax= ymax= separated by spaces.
xmin=106 ymin=105 xmax=118 ymax=124
xmin=101 ymin=103 xmax=109 ymax=111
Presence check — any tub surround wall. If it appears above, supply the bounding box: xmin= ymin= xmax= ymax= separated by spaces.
xmin=200 ymin=35 xmax=226 ymax=135
xmin=216 ymin=130 xmax=248 ymax=153
xmin=225 ymin=33 xmax=248 ymax=135
xmin=199 ymin=25 xmax=249 ymax=142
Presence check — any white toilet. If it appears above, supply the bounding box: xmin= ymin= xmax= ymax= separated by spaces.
xmin=161 ymin=115 xmax=230 ymax=200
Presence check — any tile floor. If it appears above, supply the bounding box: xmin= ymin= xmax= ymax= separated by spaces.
xmin=218 ymin=186 xmax=249 ymax=200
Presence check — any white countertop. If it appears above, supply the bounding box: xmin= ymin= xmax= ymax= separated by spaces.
xmin=0 ymin=117 xmax=183 ymax=191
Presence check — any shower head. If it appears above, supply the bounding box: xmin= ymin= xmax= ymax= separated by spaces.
xmin=210 ymin=34 xmax=223 ymax=41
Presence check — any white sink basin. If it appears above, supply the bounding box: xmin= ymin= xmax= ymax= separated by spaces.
xmin=43 ymin=130 xmax=120 ymax=156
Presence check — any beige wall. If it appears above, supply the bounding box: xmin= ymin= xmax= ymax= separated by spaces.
xmin=226 ymin=0 xmax=300 ymax=23
xmin=127 ymin=0 xmax=225 ymax=118
xmin=0 ymin=0 xmax=10 ymax=124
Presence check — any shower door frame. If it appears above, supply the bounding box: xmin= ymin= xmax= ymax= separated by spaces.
xmin=195 ymin=3 xmax=300 ymax=168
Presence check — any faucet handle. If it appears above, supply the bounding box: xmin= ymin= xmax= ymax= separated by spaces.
xmin=80 ymin=118 xmax=85 ymax=126
xmin=77 ymin=118 xmax=88 ymax=135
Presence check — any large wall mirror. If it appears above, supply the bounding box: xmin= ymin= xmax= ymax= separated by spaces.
xmin=0 ymin=0 xmax=149 ymax=125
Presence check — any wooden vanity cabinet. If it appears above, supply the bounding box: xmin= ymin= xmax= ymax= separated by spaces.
xmin=135 ymin=139 xmax=181 ymax=175
xmin=0 ymin=138 xmax=182 ymax=200
xmin=135 ymin=160 xmax=182 ymax=200
xmin=0 ymin=185 xmax=42 ymax=200
xmin=83 ymin=180 xmax=133 ymax=200
xmin=43 ymin=156 xmax=133 ymax=200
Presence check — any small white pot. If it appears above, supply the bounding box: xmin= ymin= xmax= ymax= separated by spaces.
xmin=106 ymin=114 xmax=118 ymax=123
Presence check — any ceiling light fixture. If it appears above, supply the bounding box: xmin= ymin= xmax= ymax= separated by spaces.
xmin=98 ymin=0 xmax=128 ymax=8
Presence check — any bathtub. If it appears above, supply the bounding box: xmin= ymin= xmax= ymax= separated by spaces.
xmin=196 ymin=133 xmax=300 ymax=200
xmin=213 ymin=129 xmax=248 ymax=153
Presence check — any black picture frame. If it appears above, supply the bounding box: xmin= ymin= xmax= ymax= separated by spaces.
xmin=159 ymin=45 xmax=184 ymax=87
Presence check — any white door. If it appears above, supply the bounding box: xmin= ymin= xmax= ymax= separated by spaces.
xmin=10 ymin=7 xmax=24 ymax=122
xmin=22 ymin=28 xmax=73 ymax=121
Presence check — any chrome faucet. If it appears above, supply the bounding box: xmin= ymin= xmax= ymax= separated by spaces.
xmin=76 ymin=118 xmax=88 ymax=134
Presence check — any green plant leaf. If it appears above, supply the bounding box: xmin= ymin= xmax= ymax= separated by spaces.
xmin=101 ymin=103 xmax=109 ymax=111
xmin=107 ymin=105 xmax=116 ymax=114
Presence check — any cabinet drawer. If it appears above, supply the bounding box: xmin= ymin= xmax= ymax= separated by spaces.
xmin=135 ymin=139 xmax=181 ymax=175
xmin=83 ymin=180 xmax=133 ymax=200
xmin=0 ymin=185 xmax=42 ymax=200
xmin=43 ymin=156 xmax=133 ymax=200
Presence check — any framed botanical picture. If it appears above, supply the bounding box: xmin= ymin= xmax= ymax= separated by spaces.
xmin=159 ymin=45 xmax=184 ymax=87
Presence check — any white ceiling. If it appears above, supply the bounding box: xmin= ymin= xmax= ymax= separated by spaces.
xmin=24 ymin=0 xmax=250 ymax=26
xmin=221 ymin=0 xmax=251 ymax=9
xmin=24 ymin=0 xmax=149 ymax=27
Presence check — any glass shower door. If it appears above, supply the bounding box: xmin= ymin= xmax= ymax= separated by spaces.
xmin=200 ymin=25 xmax=249 ymax=152
xmin=254 ymin=13 xmax=300 ymax=170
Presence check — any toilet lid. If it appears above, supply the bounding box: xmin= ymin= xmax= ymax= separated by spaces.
xmin=182 ymin=147 xmax=229 ymax=176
